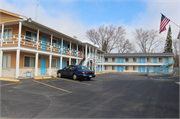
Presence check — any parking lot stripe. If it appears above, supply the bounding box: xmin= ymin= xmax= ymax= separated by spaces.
xmin=33 ymin=80 xmax=72 ymax=93
xmin=56 ymin=78 xmax=91 ymax=85
xmin=0 ymin=82 xmax=21 ymax=87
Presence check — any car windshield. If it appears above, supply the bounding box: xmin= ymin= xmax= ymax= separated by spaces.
xmin=77 ymin=66 xmax=89 ymax=70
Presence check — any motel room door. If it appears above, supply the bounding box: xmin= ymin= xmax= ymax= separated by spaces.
xmin=41 ymin=57 xmax=46 ymax=74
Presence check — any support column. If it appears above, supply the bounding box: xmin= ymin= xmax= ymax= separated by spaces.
xmin=36 ymin=29 xmax=39 ymax=49
xmin=16 ymin=21 xmax=22 ymax=78
xmin=69 ymin=57 xmax=71 ymax=65
xmin=49 ymin=54 xmax=52 ymax=76
xmin=77 ymin=44 xmax=78 ymax=57
xmin=35 ymin=52 xmax=38 ymax=76
xmin=61 ymin=38 xmax=63 ymax=54
xmin=50 ymin=34 xmax=53 ymax=52
xmin=76 ymin=58 xmax=78 ymax=65
xmin=0 ymin=50 xmax=3 ymax=77
xmin=1 ymin=24 xmax=4 ymax=47
xmin=60 ymin=56 xmax=63 ymax=69
xmin=16 ymin=49 xmax=20 ymax=78
xmin=102 ymin=54 xmax=104 ymax=72
xmin=85 ymin=44 xmax=87 ymax=59
xmin=70 ymin=41 xmax=71 ymax=56
xmin=89 ymin=46 xmax=91 ymax=69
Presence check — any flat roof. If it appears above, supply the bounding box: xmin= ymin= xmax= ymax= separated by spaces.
xmin=104 ymin=53 xmax=174 ymax=57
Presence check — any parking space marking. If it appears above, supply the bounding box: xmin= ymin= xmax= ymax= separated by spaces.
xmin=56 ymin=78 xmax=91 ymax=85
xmin=33 ymin=80 xmax=72 ymax=93
xmin=0 ymin=82 xmax=21 ymax=87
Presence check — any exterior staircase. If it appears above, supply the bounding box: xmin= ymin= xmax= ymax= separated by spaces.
xmin=155 ymin=60 xmax=174 ymax=73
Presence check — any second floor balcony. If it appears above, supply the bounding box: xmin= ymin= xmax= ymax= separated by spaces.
xmin=0 ymin=34 xmax=84 ymax=58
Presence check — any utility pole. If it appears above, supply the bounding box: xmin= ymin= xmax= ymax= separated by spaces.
xmin=35 ymin=0 xmax=38 ymax=21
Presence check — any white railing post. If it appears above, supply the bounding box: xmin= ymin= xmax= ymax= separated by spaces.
xmin=1 ymin=24 xmax=4 ymax=47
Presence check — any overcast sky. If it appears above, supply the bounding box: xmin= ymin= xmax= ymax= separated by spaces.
xmin=0 ymin=0 xmax=180 ymax=52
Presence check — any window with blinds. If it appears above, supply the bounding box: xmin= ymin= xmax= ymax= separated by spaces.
xmin=24 ymin=56 xmax=35 ymax=67
xmin=2 ymin=55 xmax=11 ymax=68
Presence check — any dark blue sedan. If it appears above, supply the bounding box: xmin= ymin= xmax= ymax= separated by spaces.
xmin=57 ymin=65 xmax=95 ymax=80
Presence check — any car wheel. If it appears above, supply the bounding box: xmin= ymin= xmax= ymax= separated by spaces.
xmin=57 ymin=72 xmax=61 ymax=78
xmin=87 ymin=78 xmax=91 ymax=80
xmin=73 ymin=74 xmax=77 ymax=80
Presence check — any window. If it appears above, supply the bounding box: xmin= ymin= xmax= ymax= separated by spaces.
xmin=64 ymin=66 xmax=70 ymax=70
xmin=105 ymin=58 xmax=108 ymax=62
xmin=112 ymin=66 xmax=115 ymax=70
xmin=105 ymin=66 xmax=108 ymax=70
xmin=70 ymin=66 xmax=76 ymax=70
xmin=112 ymin=58 xmax=115 ymax=62
xmin=24 ymin=56 xmax=35 ymax=67
xmin=159 ymin=58 xmax=163 ymax=62
xmin=2 ymin=54 xmax=11 ymax=68
xmin=77 ymin=66 xmax=89 ymax=70
xmin=133 ymin=58 xmax=137 ymax=62
xmin=49 ymin=38 xmax=57 ymax=48
xmin=25 ymin=30 xmax=37 ymax=42
xmin=0 ymin=28 xmax=12 ymax=41
xmin=51 ymin=59 xmax=56 ymax=67
xmin=125 ymin=66 xmax=129 ymax=70
xmin=125 ymin=58 xmax=129 ymax=62
xmin=67 ymin=61 xmax=69 ymax=66
xmin=147 ymin=57 xmax=151 ymax=62
xmin=133 ymin=66 xmax=136 ymax=70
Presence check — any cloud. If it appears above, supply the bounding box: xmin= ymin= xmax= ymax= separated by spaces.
xmin=1 ymin=0 xmax=179 ymax=53
xmin=1 ymin=0 xmax=89 ymax=41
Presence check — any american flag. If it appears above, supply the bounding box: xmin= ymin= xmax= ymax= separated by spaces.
xmin=159 ymin=14 xmax=170 ymax=34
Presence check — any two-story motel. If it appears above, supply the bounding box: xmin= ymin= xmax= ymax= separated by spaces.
xmin=0 ymin=9 xmax=174 ymax=78
xmin=99 ymin=53 xmax=174 ymax=73
xmin=0 ymin=9 xmax=105 ymax=78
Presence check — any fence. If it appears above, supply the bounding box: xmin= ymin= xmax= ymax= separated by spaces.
xmin=146 ymin=67 xmax=179 ymax=76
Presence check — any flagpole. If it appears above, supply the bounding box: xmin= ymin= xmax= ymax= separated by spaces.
xmin=160 ymin=13 xmax=180 ymax=28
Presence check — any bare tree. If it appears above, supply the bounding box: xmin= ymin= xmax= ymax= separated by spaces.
xmin=86 ymin=24 xmax=126 ymax=53
xmin=117 ymin=39 xmax=134 ymax=53
xmin=173 ymin=39 xmax=179 ymax=67
xmin=133 ymin=28 xmax=160 ymax=53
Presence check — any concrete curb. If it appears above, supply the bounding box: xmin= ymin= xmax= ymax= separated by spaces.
xmin=34 ymin=76 xmax=57 ymax=79
xmin=0 ymin=78 xmax=20 ymax=82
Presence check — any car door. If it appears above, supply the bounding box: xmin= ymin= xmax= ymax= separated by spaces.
xmin=69 ymin=66 xmax=76 ymax=77
xmin=63 ymin=66 xmax=70 ymax=76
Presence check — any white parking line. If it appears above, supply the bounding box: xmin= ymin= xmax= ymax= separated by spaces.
xmin=175 ymin=82 xmax=180 ymax=85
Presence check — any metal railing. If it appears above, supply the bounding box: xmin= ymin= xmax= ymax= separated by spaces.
xmin=0 ymin=34 xmax=84 ymax=58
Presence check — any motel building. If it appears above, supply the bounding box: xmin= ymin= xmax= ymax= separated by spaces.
xmin=0 ymin=9 xmax=105 ymax=78
xmin=0 ymin=9 xmax=175 ymax=78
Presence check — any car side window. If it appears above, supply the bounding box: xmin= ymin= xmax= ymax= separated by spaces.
xmin=64 ymin=66 xmax=70 ymax=70
xmin=70 ymin=66 xmax=76 ymax=70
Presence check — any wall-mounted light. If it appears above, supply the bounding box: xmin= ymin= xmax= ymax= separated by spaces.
xmin=27 ymin=18 xmax=32 ymax=22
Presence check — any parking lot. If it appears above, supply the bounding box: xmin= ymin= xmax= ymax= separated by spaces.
xmin=0 ymin=72 xmax=179 ymax=118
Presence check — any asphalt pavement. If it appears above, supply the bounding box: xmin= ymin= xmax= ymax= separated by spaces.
xmin=0 ymin=72 xmax=179 ymax=118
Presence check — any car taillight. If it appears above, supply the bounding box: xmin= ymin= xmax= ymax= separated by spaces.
xmin=92 ymin=72 xmax=94 ymax=74
xmin=82 ymin=72 xmax=88 ymax=74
